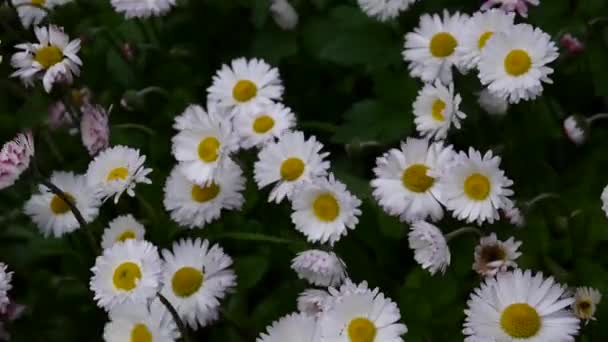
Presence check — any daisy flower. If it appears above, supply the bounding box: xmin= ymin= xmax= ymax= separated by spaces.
xmin=111 ymin=0 xmax=175 ymax=19
xmin=472 ymin=233 xmax=521 ymax=277
xmin=0 ymin=131 xmax=35 ymax=190
xmin=371 ymin=138 xmax=454 ymax=223
xmin=403 ymin=10 xmax=469 ymax=84
xmin=207 ymin=58 xmax=284 ymax=117
xmin=463 ymin=269 xmax=580 ymax=341
xmin=160 ymin=238 xmax=236 ymax=329
xmin=503 ymin=203 xmax=525 ymax=227
xmin=101 ymin=214 xmax=146 ymax=249
xmin=86 ymin=145 xmax=153 ymax=203
xmin=563 ymin=115 xmax=587 ymax=145
xmin=320 ymin=280 xmax=408 ymax=342
xmin=90 ymin=239 xmax=162 ymax=312
xmin=412 ymin=80 xmax=466 ymax=140
xmin=602 ymin=185 xmax=608 ymax=219
xmin=478 ymin=88 xmax=509 ymax=116
xmin=439 ymin=147 xmax=514 ymax=225
xmin=408 ymin=221 xmax=450 ymax=275
xmin=456 ymin=9 xmax=515 ymax=71
xmin=357 ymin=0 xmax=417 ymax=22
xmin=24 ymin=171 xmax=100 ymax=237
xmin=163 ymin=160 xmax=245 ymax=229
xmin=0 ymin=263 xmax=12 ymax=314
xmin=171 ymin=104 xmax=238 ymax=185
xmin=254 ymin=131 xmax=330 ymax=203
xmin=233 ymin=101 xmax=296 ymax=149
xmin=481 ymin=0 xmax=539 ymax=18
xmin=572 ymin=287 xmax=601 ymax=321
xmin=12 ymin=0 xmax=72 ymax=28
xmin=270 ymin=0 xmax=299 ymax=30
xmin=297 ymin=289 xmax=330 ymax=317
xmin=11 ymin=25 xmax=81 ymax=93
xmin=103 ymin=299 xmax=180 ymax=342
xmin=291 ymin=174 xmax=361 ymax=245
xmin=80 ymin=103 xmax=110 ymax=156
xmin=291 ymin=249 xmax=347 ymax=287
xmin=257 ymin=312 xmax=317 ymax=342
xmin=478 ymin=24 xmax=559 ymax=104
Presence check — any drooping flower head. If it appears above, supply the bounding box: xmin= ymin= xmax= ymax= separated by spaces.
xmin=0 ymin=131 xmax=34 ymax=190
xmin=111 ymin=0 xmax=176 ymax=19
xmin=481 ymin=0 xmax=540 ymax=18
xmin=80 ymin=103 xmax=110 ymax=156
xmin=291 ymin=249 xmax=347 ymax=287
xmin=408 ymin=221 xmax=450 ymax=275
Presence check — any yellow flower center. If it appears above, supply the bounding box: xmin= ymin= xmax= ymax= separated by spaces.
xmin=197 ymin=137 xmax=220 ymax=163
xmin=191 ymin=183 xmax=220 ymax=203
xmin=172 ymin=267 xmax=204 ymax=297
xmin=280 ymin=157 xmax=305 ymax=181
xmin=504 ymin=49 xmax=532 ymax=76
xmin=31 ymin=0 xmax=46 ymax=5
xmin=232 ymin=80 xmax=258 ymax=102
xmin=478 ymin=31 xmax=494 ymax=49
xmin=131 ymin=324 xmax=152 ymax=342
xmin=402 ymin=164 xmax=434 ymax=193
xmin=252 ymin=115 xmax=275 ymax=134
xmin=500 ymin=303 xmax=541 ymax=338
xmin=107 ymin=167 xmax=129 ymax=181
xmin=431 ymin=99 xmax=446 ymax=121
xmin=34 ymin=45 xmax=63 ymax=69
xmin=116 ymin=230 xmax=136 ymax=242
xmin=429 ymin=32 xmax=457 ymax=58
xmin=464 ymin=173 xmax=491 ymax=201
xmin=50 ymin=193 xmax=75 ymax=215
xmin=347 ymin=317 xmax=376 ymax=342
xmin=313 ymin=193 xmax=340 ymax=222
xmin=112 ymin=262 xmax=142 ymax=291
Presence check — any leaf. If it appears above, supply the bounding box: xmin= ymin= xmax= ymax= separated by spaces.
xmin=251 ymin=29 xmax=298 ymax=64
xmin=234 ymin=255 xmax=270 ymax=290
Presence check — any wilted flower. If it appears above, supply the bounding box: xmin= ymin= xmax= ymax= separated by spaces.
xmin=473 ymin=233 xmax=522 ymax=276
xmin=560 ymin=33 xmax=584 ymax=54
xmin=80 ymin=103 xmax=110 ymax=156
xmin=47 ymin=101 xmax=73 ymax=130
xmin=572 ymin=287 xmax=601 ymax=321
xmin=0 ymin=131 xmax=35 ymax=190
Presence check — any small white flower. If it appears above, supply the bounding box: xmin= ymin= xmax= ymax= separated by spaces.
xmin=111 ymin=0 xmax=175 ymax=19
xmin=0 ymin=131 xmax=34 ymax=190
xmin=0 ymin=263 xmax=12 ymax=314
xmin=481 ymin=0 xmax=539 ymax=18
xmin=254 ymin=131 xmax=330 ymax=203
xmin=103 ymin=299 xmax=180 ymax=342
xmin=439 ymin=147 xmax=514 ymax=225
xmin=403 ymin=10 xmax=469 ymax=84
xmin=11 ymin=25 xmax=81 ymax=93
xmin=371 ymin=138 xmax=454 ymax=223
xmin=602 ymin=185 xmax=608 ymax=219
xmin=163 ymin=160 xmax=245 ymax=229
xmin=357 ymin=0 xmax=417 ymax=22
xmin=408 ymin=221 xmax=450 ymax=275
xmin=412 ymin=80 xmax=466 ymax=140
xmin=80 ymin=103 xmax=110 ymax=156
xmin=270 ymin=0 xmax=299 ymax=30
xmin=291 ymin=174 xmax=361 ymax=245
xmin=86 ymin=145 xmax=153 ymax=203
xmin=160 ymin=238 xmax=236 ymax=330
xmin=90 ymin=239 xmax=162 ymax=312
xmin=297 ymin=289 xmax=330 ymax=317
xmin=101 ymin=214 xmax=146 ymax=249
xmin=291 ymin=250 xmax=346 ymax=287
xmin=233 ymin=101 xmax=296 ymax=149
xmin=257 ymin=312 xmax=317 ymax=342
xmin=572 ymin=287 xmax=601 ymax=321
xmin=472 ymin=233 xmax=521 ymax=277
xmin=207 ymin=58 xmax=284 ymax=117
xmin=12 ymin=0 xmax=72 ymax=28
xmin=478 ymin=23 xmax=559 ymax=104
xmin=563 ymin=115 xmax=587 ymax=145
xmin=24 ymin=171 xmax=100 ymax=237
xmin=503 ymin=203 xmax=525 ymax=227
xmin=477 ymin=88 xmax=509 ymax=115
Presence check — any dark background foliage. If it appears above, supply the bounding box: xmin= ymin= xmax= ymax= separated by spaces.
xmin=0 ymin=0 xmax=607 ymax=340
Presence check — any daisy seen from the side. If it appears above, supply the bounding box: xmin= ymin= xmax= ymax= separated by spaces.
xmin=111 ymin=0 xmax=176 ymax=19
xmin=291 ymin=249 xmax=347 ymax=287
xmin=357 ymin=0 xmax=417 ymax=22
xmin=408 ymin=221 xmax=450 ymax=275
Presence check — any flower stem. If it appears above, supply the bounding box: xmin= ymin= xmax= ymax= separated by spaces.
xmin=587 ymin=113 xmax=608 ymax=124
xmin=445 ymin=226 xmax=482 ymax=242
xmin=157 ymin=293 xmax=190 ymax=342
xmin=524 ymin=192 xmax=560 ymax=208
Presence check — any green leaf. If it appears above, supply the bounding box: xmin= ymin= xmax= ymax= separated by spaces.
xmin=234 ymin=255 xmax=270 ymax=290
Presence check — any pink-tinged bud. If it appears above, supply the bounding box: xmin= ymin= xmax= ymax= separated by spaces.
xmin=121 ymin=42 xmax=136 ymax=62
xmin=560 ymin=34 xmax=584 ymax=54
xmin=80 ymin=104 xmax=110 ymax=156
xmin=502 ymin=205 xmax=525 ymax=227
xmin=0 ymin=131 xmax=34 ymax=190
xmin=481 ymin=0 xmax=539 ymax=18
xmin=47 ymin=101 xmax=73 ymax=130
xmin=563 ymin=115 xmax=588 ymax=145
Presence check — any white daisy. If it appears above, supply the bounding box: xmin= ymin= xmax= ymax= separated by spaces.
xmin=103 ymin=299 xmax=180 ymax=342
xmin=601 ymin=185 xmax=608 ymax=219
xmin=478 ymin=88 xmax=509 ymax=116
xmin=101 ymin=214 xmax=146 ymax=249
xmin=412 ymin=80 xmax=466 ymax=140
xmin=171 ymin=104 xmax=238 ymax=185
xmin=163 ymin=160 xmax=245 ymax=229
xmin=478 ymin=24 xmax=559 ymax=104
xmin=563 ymin=115 xmax=587 ymax=145
xmin=160 ymin=238 xmax=236 ymax=330
xmin=24 ymin=171 xmax=100 ymax=238
xmin=257 ymin=312 xmax=317 ymax=342
xmin=572 ymin=287 xmax=601 ymax=321
xmin=111 ymin=0 xmax=175 ymax=19
xmin=90 ymin=239 xmax=162 ymax=312
xmin=207 ymin=58 xmax=284 ymax=117
xmin=254 ymin=131 xmax=330 ymax=203
xmin=371 ymin=138 xmax=454 ymax=223
xmin=463 ymin=269 xmax=580 ymax=341
xmin=233 ymin=101 xmax=296 ymax=149
xmin=408 ymin=221 xmax=450 ymax=275
xmin=12 ymin=0 xmax=72 ymax=28
xmin=270 ymin=0 xmax=299 ymax=30
xmin=11 ymin=25 xmax=81 ymax=93
xmin=357 ymin=0 xmax=417 ymax=22
xmin=481 ymin=0 xmax=539 ymax=18
xmin=439 ymin=147 xmax=514 ymax=225
xmin=456 ymin=9 xmax=515 ymax=71
xmin=320 ymin=280 xmax=408 ymax=342
xmin=473 ymin=233 xmax=521 ymax=277
xmin=86 ymin=145 xmax=153 ymax=203
xmin=0 ymin=263 xmax=12 ymax=314
xmin=291 ymin=249 xmax=347 ymax=287
xmin=291 ymin=174 xmax=361 ymax=245
xmin=403 ymin=10 xmax=469 ymax=84
xmin=297 ymin=289 xmax=331 ymax=317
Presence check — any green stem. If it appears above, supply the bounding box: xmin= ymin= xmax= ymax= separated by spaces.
xmin=157 ymin=293 xmax=190 ymax=342
xmin=524 ymin=193 xmax=560 ymax=208
xmin=211 ymin=232 xmax=305 ymax=245
xmin=113 ymin=123 xmax=156 ymax=136
xmin=587 ymin=113 xmax=608 ymax=124
xmin=445 ymin=226 xmax=482 ymax=242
